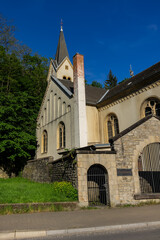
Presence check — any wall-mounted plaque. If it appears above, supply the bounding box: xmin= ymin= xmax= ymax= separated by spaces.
xmin=117 ymin=169 xmax=132 ymax=176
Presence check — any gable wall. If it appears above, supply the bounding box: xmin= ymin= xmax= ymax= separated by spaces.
xmin=98 ymin=82 xmax=160 ymax=143
xmin=57 ymin=58 xmax=73 ymax=81
xmin=36 ymin=80 xmax=74 ymax=160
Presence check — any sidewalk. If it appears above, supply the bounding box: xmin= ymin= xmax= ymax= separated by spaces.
xmin=0 ymin=205 xmax=160 ymax=239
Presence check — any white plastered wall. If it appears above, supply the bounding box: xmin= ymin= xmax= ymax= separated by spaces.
xmin=86 ymin=106 xmax=100 ymax=144
xmin=36 ymin=80 xmax=74 ymax=161
xmin=57 ymin=58 xmax=73 ymax=81
xmin=99 ymin=84 xmax=160 ymax=143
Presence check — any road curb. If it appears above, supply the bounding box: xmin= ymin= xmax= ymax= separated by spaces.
xmin=0 ymin=221 xmax=160 ymax=239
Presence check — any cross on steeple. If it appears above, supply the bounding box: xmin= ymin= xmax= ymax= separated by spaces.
xmin=61 ymin=19 xmax=63 ymax=31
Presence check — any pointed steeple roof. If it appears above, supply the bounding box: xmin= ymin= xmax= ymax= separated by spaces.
xmin=55 ymin=26 xmax=69 ymax=66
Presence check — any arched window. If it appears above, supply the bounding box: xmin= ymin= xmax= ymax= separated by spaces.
xmin=41 ymin=130 xmax=48 ymax=153
xmin=63 ymin=76 xmax=66 ymax=79
xmin=141 ymin=98 xmax=160 ymax=118
xmin=138 ymin=143 xmax=160 ymax=193
xmin=57 ymin=122 xmax=65 ymax=149
xmin=106 ymin=114 xmax=119 ymax=142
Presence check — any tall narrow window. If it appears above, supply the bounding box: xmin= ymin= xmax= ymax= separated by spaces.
xmin=41 ymin=130 xmax=48 ymax=153
xmin=47 ymin=99 xmax=50 ymax=123
xmin=44 ymin=108 xmax=46 ymax=125
xmin=62 ymin=102 xmax=66 ymax=115
xmin=57 ymin=122 xmax=65 ymax=149
xmin=106 ymin=114 xmax=119 ymax=142
xmin=53 ymin=94 xmax=57 ymax=119
xmin=50 ymin=91 xmax=53 ymax=121
xmin=41 ymin=116 xmax=43 ymax=127
xmin=58 ymin=97 xmax=61 ymax=117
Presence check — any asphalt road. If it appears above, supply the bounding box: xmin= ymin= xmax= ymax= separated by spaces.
xmin=18 ymin=227 xmax=160 ymax=240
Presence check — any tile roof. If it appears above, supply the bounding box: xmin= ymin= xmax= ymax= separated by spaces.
xmin=55 ymin=30 xmax=69 ymax=66
xmin=98 ymin=61 xmax=160 ymax=107
xmin=58 ymin=79 xmax=106 ymax=106
xmin=56 ymin=61 xmax=160 ymax=107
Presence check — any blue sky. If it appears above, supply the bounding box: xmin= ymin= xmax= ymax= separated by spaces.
xmin=1 ymin=0 xmax=160 ymax=85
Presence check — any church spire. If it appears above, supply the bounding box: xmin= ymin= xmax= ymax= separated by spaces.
xmin=55 ymin=21 xmax=69 ymax=66
xmin=60 ymin=19 xmax=63 ymax=31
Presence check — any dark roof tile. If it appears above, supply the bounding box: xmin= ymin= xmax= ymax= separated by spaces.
xmin=58 ymin=79 xmax=106 ymax=106
xmin=98 ymin=61 xmax=160 ymax=107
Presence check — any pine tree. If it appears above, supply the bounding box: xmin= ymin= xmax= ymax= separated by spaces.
xmin=91 ymin=80 xmax=103 ymax=88
xmin=104 ymin=70 xmax=117 ymax=90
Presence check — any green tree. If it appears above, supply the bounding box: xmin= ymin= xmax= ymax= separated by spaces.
xmin=0 ymin=15 xmax=48 ymax=175
xmin=0 ymin=46 xmax=23 ymax=93
xmin=0 ymin=93 xmax=39 ymax=176
xmin=104 ymin=70 xmax=117 ymax=90
xmin=22 ymin=54 xmax=48 ymax=99
xmin=91 ymin=80 xmax=103 ymax=88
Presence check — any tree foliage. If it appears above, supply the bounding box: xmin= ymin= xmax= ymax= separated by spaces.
xmin=0 ymin=15 xmax=48 ymax=176
xmin=104 ymin=70 xmax=118 ymax=90
xmin=91 ymin=81 xmax=103 ymax=88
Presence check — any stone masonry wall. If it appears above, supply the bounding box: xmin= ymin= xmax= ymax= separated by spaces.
xmin=22 ymin=156 xmax=77 ymax=188
xmin=52 ymin=157 xmax=78 ymax=188
xmin=114 ymin=117 xmax=160 ymax=204
xmin=22 ymin=157 xmax=54 ymax=183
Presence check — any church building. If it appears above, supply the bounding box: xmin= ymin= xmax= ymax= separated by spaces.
xmin=23 ymin=25 xmax=160 ymax=207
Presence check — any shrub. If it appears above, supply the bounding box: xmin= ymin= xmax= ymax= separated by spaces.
xmin=53 ymin=182 xmax=78 ymax=201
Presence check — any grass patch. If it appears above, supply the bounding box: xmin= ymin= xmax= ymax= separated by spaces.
xmin=0 ymin=177 xmax=78 ymax=204
xmin=0 ymin=204 xmax=66 ymax=215
xmin=116 ymin=201 xmax=160 ymax=208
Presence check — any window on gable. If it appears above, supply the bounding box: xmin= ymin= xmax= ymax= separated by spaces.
xmin=141 ymin=98 xmax=160 ymax=118
xmin=65 ymin=65 xmax=68 ymax=70
xmin=63 ymin=76 xmax=66 ymax=79
xmin=106 ymin=114 xmax=119 ymax=142
xmin=41 ymin=130 xmax=48 ymax=153
xmin=57 ymin=122 xmax=65 ymax=149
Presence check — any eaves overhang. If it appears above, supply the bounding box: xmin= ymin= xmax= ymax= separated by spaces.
xmin=51 ymin=76 xmax=73 ymax=98
xmin=97 ymin=70 xmax=160 ymax=108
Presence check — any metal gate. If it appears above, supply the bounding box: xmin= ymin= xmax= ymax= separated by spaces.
xmin=87 ymin=164 xmax=110 ymax=206
xmin=138 ymin=143 xmax=160 ymax=193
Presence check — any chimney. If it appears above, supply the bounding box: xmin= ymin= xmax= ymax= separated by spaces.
xmin=73 ymin=53 xmax=88 ymax=148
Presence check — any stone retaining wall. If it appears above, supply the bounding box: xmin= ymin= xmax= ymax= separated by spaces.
xmin=51 ymin=157 xmax=78 ymax=188
xmin=22 ymin=156 xmax=77 ymax=188
xmin=22 ymin=157 xmax=54 ymax=182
